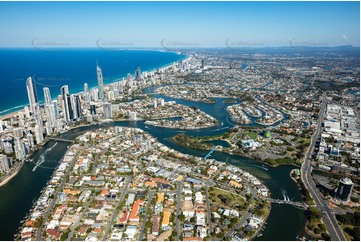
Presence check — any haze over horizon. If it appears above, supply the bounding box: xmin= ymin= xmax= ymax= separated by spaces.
xmin=0 ymin=1 xmax=359 ymax=48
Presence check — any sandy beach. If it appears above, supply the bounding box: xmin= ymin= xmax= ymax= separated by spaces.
xmin=0 ymin=110 xmax=21 ymax=121
xmin=0 ymin=162 xmax=24 ymax=187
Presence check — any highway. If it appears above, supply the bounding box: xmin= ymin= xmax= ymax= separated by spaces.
xmin=300 ymin=93 xmax=346 ymax=241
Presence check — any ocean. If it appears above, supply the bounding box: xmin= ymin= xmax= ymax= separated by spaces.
xmin=0 ymin=48 xmax=186 ymax=115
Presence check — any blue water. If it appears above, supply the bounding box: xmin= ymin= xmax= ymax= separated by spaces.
xmin=0 ymin=48 xmax=186 ymax=115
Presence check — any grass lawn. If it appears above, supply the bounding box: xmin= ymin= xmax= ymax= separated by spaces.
xmin=241 ymin=131 xmax=258 ymax=140
xmin=209 ymin=187 xmax=246 ymax=208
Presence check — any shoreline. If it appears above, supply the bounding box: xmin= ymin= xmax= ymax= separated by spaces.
xmin=0 ymin=51 xmax=190 ymax=119
xmin=0 ymin=161 xmax=24 ymax=187
xmin=0 ymin=54 xmax=192 ymax=186
xmin=249 ymin=203 xmax=271 ymax=240
xmin=172 ymin=134 xmax=302 ymax=169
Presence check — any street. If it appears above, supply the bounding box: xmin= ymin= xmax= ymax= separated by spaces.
xmin=300 ymin=93 xmax=346 ymax=241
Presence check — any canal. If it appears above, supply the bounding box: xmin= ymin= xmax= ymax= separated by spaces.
xmin=0 ymin=87 xmax=306 ymax=241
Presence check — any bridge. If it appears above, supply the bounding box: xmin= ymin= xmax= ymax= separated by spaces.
xmin=204 ymin=147 xmax=217 ymax=159
xmin=48 ymin=137 xmax=75 ymax=143
xmin=269 ymin=198 xmax=309 ymax=210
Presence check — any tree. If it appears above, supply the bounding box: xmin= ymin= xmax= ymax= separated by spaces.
xmin=60 ymin=232 xmax=69 ymax=241
xmin=178 ymin=214 xmax=186 ymax=222
xmin=217 ymin=232 xmax=224 ymax=238
xmin=321 ymin=233 xmax=331 ymax=241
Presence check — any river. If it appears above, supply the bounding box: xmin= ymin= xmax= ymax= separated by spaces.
xmin=0 ymin=86 xmax=306 ymax=241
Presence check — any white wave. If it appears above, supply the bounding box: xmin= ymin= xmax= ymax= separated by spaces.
xmin=0 ymin=104 xmax=26 ymax=115
xmin=46 ymin=142 xmax=57 ymax=152
xmin=32 ymin=143 xmax=57 ymax=171
xmin=281 ymin=189 xmax=288 ymax=201
xmin=211 ymin=126 xmax=230 ymax=132
xmin=252 ymin=165 xmax=268 ymax=171
xmin=32 ymin=154 xmax=45 ymax=172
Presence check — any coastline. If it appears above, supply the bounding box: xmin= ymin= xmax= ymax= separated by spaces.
xmin=0 ymin=161 xmax=24 ymax=187
xmin=0 ymin=51 xmax=190 ymax=118
xmin=0 ymin=54 xmax=191 ymax=187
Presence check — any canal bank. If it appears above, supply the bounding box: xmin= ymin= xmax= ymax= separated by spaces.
xmin=1 ymin=88 xmax=306 ymax=241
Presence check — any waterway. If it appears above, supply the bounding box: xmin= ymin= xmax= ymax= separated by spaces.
xmin=0 ymin=86 xmax=306 ymax=241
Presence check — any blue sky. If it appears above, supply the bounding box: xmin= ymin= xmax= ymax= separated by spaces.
xmin=0 ymin=1 xmax=359 ymax=48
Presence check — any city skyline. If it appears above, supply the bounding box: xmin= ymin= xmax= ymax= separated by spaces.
xmin=0 ymin=1 xmax=359 ymax=48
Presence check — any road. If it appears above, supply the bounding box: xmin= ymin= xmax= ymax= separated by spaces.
xmin=67 ymin=194 xmax=95 ymax=240
xmin=102 ymin=177 xmax=131 ymax=240
xmin=138 ymin=190 xmax=156 ymax=241
xmin=224 ymin=212 xmax=251 ymax=239
xmin=36 ymin=148 xmax=82 ymax=241
xmin=175 ymin=181 xmax=182 ymax=240
xmin=205 ymin=183 xmax=213 ymax=240
xmin=300 ymin=93 xmax=346 ymax=241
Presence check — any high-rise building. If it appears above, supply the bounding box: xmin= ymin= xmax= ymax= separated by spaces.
xmin=61 ymin=85 xmax=71 ymax=122
xmin=45 ymin=121 xmax=52 ymax=136
xmin=26 ymin=77 xmax=38 ymax=113
xmin=53 ymin=100 xmax=59 ymax=118
xmin=24 ymin=106 xmax=30 ymax=118
xmin=84 ymin=83 xmax=89 ymax=93
xmin=90 ymin=103 xmax=96 ymax=115
xmin=103 ymin=102 xmax=112 ymax=119
xmin=135 ymin=66 xmax=141 ymax=81
xmin=14 ymin=138 xmax=25 ymax=161
xmin=13 ymin=128 xmax=23 ymax=139
xmin=70 ymin=94 xmax=77 ymax=119
xmin=336 ymin=178 xmax=353 ymax=202
xmin=18 ymin=111 xmax=25 ymax=127
xmin=3 ymin=142 xmax=13 ymax=154
xmin=71 ymin=95 xmax=82 ymax=119
xmin=34 ymin=125 xmax=44 ymax=144
xmin=43 ymin=87 xmax=52 ymax=106
xmin=84 ymin=92 xmax=91 ymax=103
xmin=97 ymin=63 xmax=104 ymax=100
xmin=0 ymin=154 xmax=10 ymax=172
xmin=43 ymin=87 xmax=56 ymax=127
xmin=26 ymin=133 xmax=34 ymax=149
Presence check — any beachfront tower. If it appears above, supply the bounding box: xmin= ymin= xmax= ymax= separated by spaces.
xmin=84 ymin=83 xmax=89 ymax=93
xmin=61 ymin=85 xmax=71 ymax=122
xmin=26 ymin=77 xmax=38 ymax=113
xmin=96 ymin=62 xmax=104 ymax=100
xmin=43 ymin=87 xmax=52 ymax=106
xmin=135 ymin=66 xmax=141 ymax=81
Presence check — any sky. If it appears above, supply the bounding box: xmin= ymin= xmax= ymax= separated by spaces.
xmin=0 ymin=1 xmax=359 ymax=48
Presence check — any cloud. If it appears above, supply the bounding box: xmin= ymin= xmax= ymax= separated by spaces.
xmin=342 ymin=33 xmax=348 ymax=42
